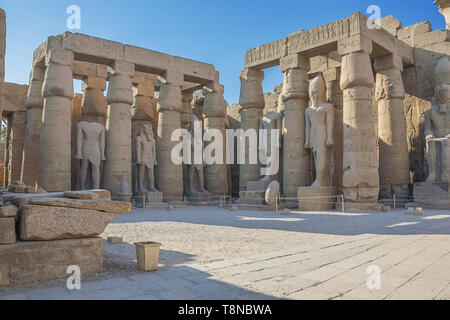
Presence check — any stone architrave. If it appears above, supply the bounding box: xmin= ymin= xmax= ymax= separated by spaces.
xmin=37 ymin=49 xmax=74 ymax=192
xmin=375 ymin=53 xmax=410 ymax=199
xmin=103 ymin=60 xmax=135 ymax=198
xmin=82 ymin=75 xmax=107 ymax=125
xmin=76 ymin=121 xmax=106 ymax=190
xmin=203 ymin=80 xmax=228 ymax=196
xmin=239 ymin=68 xmax=265 ymax=191
xmin=280 ymin=54 xmax=311 ymax=199
xmin=21 ymin=67 xmax=45 ymax=188
xmin=155 ymin=71 xmax=184 ymax=202
xmin=338 ymin=35 xmax=380 ymax=204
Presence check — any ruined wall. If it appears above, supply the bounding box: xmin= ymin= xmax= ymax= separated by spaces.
xmin=380 ymin=16 xmax=450 ymax=182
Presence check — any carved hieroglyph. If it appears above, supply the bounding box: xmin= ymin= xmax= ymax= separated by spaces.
xmin=76 ymin=121 xmax=105 ymax=190
xmin=135 ymin=124 xmax=158 ymax=193
xmin=425 ymin=55 xmax=450 ymax=184
xmin=305 ymin=73 xmax=334 ymax=187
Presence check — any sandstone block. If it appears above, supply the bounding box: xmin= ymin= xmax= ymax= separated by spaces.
xmin=46 ymin=49 xmax=74 ymax=66
xmin=0 ymin=238 xmax=103 ymax=287
xmin=397 ymin=21 xmax=432 ymax=40
xmin=64 ymin=189 xmax=111 ymax=200
xmin=26 ymin=198 xmax=131 ymax=214
xmin=0 ymin=218 xmax=16 ymax=244
xmin=298 ymin=187 xmax=337 ymax=211
xmin=107 ymin=235 xmax=123 ymax=244
xmin=0 ymin=205 xmax=17 ymax=218
xmin=19 ymin=205 xmax=119 ymax=241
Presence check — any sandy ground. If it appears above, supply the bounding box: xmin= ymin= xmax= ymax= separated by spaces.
xmin=101 ymin=207 xmax=337 ymax=275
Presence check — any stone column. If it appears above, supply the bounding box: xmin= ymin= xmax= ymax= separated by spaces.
xmin=374 ymin=53 xmax=410 ymax=199
xmin=155 ymin=71 xmax=184 ymax=202
xmin=81 ymin=75 xmax=107 ymax=125
xmin=7 ymin=111 xmax=26 ymax=186
xmin=280 ymin=54 xmax=311 ymax=198
xmin=103 ymin=60 xmax=135 ymax=198
xmin=323 ymin=67 xmax=344 ymax=192
xmin=181 ymin=92 xmax=193 ymax=197
xmin=37 ymin=49 xmax=74 ymax=192
xmin=0 ymin=9 xmax=5 ymax=116
xmin=238 ymin=68 xmax=265 ymax=190
xmin=203 ymin=82 xmax=228 ymax=196
xmin=21 ymin=66 xmax=45 ymax=188
xmin=71 ymin=94 xmax=83 ymax=190
xmin=339 ymin=36 xmax=379 ymax=203
xmin=131 ymin=76 xmax=157 ymax=193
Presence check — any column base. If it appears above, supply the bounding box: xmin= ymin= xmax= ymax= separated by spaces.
xmin=336 ymin=201 xmax=383 ymax=213
xmin=412 ymin=182 xmax=449 ymax=209
xmin=238 ymin=190 xmax=266 ymax=205
xmin=297 ymin=186 xmax=337 ymax=211
xmin=134 ymin=191 xmax=164 ymax=208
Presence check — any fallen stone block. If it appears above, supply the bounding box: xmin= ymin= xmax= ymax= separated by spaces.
xmin=64 ymin=189 xmax=111 ymax=200
xmin=27 ymin=198 xmax=132 ymax=214
xmin=5 ymin=192 xmax=66 ymax=207
xmin=0 ymin=238 xmax=103 ymax=288
xmin=0 ymin=205 xmax=17 ymax=218
xmin=405 ymin=207 xmax=425 ymax=216
xmin=0 ymin=218 xmax=16 ymax=244
xmin=107 ymin=235 xmax=123 ymax=244
xmin=19 ymin=205 xmax=119 ymax=241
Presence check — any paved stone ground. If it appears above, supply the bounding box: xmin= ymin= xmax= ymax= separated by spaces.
xmin=1 ymin=207 xmax=449 ymax=300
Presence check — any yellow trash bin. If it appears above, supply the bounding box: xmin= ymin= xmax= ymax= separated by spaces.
xmin=135 ymin=242 xmax=162 ymax=272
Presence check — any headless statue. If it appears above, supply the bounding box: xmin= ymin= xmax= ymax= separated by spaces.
xmin=259 ymin=112 xmax=282 ymax=181
xmin=187 ymin=114 xmax=207 ymax=194
xmin=305 ymin=73 xmax=335 ymax=187
xmin=425 ymin=56 xmax=450 ymax=184
xmin=135 ymin=124 xmax=159 ymax=192
xmin=76 ymin=121 xmax=105 ymax=190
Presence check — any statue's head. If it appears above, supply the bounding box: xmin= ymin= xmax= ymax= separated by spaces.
xmin=309 ymin=73 xmax=326 ymax=107
xmin=140 ymin=124 xmax=154 ymax=140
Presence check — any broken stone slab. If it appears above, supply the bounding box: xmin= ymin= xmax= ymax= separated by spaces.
xmin=0 ymin=205 xmax=17 ymax=218
xmin=4 ymin=192 xmax=67 ymax=207
xmin=0 ymin=218 xmax=16 ymax=244
xmin=26 ymin=198 xmax=131 ymax=214
xmin=19 ymin=205 xmax=119 ymax=241
xmin=64 ymin=189 xmax=111 ymax=200
xmin=0 ymin=238 xmax=103 ymax=288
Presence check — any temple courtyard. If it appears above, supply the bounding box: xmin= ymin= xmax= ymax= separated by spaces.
xmin=0 ymin=206 xmax=449 ymax=300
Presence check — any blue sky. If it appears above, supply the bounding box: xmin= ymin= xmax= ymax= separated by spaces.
xmin=0 ymin=0 xmax=445 ymax=104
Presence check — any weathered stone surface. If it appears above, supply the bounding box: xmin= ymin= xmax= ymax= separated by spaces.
xmin=26 ymin=198 xmax=131 ymax=214
xmin=0 ymin=205 xmax=17 ymax=218
xmin=5 ymin=192 xmax=66 ymax=207
xmin=298 ymin=186 xmax=337 ymax=211
xmin=63 ymin=189 xmax=111 ymax=200
xmin=0 ymin=218 xmax=16 ymax=244
xmin=0 ymin=238 xmax=103 ymax=287
xmin=19 ymin=205 xmax=119 ymax=241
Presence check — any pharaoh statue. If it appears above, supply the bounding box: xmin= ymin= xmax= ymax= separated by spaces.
xmin=258 ymin=112 xmax=282 ymax=182
xmin=304 ymin=73 xmax=335 ymax=187
xmin=187 ymin=114 xmax=208 ymax=195
xmin=76 ymin=121 xmax=106 ymax=190
xmin=424 ymin=55 xmax=450 ymax=185
xmin=135 ymin=124 xmax=159 ymax=193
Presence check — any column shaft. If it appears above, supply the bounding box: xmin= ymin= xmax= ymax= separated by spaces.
xmin=203 ymin=84 xmax=228 ymax=196
xmin=37 ymin=49 xmax=74 ymax=192
xmin=281 ymin=55 xmax=311 ymax=198
xmin=155 ymin=72 xmax=184 ymax=202
xmin=339 ymin=37 xmax=379 ymax=202
xmin=103 ymin=60 xmax=135 ymax=198
xmin=7 ymin=111 xmax=26 ymax=186
xmin=238 ymin=68 xmax=265 ymax=190
xmin=21 ymin=67 xmax=45 ymax=188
